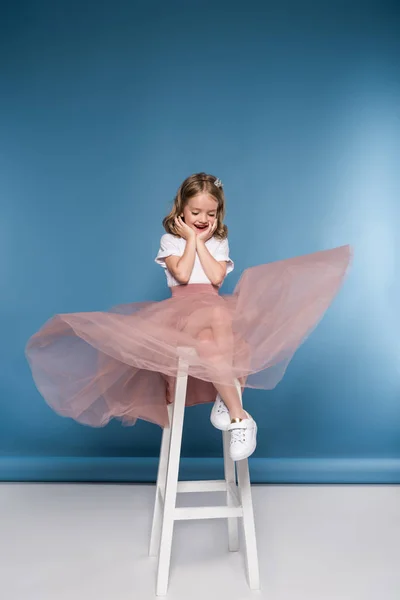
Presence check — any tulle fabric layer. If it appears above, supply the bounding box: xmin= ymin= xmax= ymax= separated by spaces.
xmin=25 ymin=245 xmax=351 ymax=428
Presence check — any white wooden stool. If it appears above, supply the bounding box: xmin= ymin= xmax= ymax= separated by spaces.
xmin=149 ymin=348 xmax=260 ymax=596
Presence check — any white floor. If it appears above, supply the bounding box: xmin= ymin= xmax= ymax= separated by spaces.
xmin=1 ymin=483 xmax=399 ymax=600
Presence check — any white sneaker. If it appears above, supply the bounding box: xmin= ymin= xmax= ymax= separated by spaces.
xmin=228 ymin=412 xmax=257 ymax=461
xmin=210 ymin=394 xmax=231 ymax=431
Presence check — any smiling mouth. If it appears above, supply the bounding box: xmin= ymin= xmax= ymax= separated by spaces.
xmin=194 ymin=224 xmax=208 ymax=230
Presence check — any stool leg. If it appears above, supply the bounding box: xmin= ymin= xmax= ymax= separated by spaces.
xmin=237 ymin=458 xmax=260 ymax=590
xmin=156 ymin=365 xmax=188 ymax=596
xmin=234 ymin=378 xmax=260 ymax=589
xmin=222 ymin=430 xmax=239 ymax=551
xmin=149 ymin=404 xmax=173 ymax=557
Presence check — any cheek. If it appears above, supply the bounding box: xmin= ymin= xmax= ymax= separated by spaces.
xmin=182 ymin=208 xmax=192 ymax=222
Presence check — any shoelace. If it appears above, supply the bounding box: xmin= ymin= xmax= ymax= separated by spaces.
xmin=216 ymin=398 xmax=228 ymax=414
xmin=230 ymin=427 xmax=247 ymax=445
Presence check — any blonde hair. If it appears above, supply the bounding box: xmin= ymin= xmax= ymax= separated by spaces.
xmin=163 ymin=172 xmax=228 ymax=239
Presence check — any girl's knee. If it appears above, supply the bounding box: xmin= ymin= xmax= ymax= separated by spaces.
xmin=197 ymin=328 xmax=214 ymax=342
xmin=211 ymin=305 xmax=231 ymax=327
xmin=196 ymin=328 xmax=221 ymax=358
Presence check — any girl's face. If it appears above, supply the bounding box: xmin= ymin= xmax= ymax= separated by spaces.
xmin=181 ymin=192 xmax=219 ymax=235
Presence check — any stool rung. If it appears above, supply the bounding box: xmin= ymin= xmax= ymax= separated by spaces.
xmin=176 ymin=481 xmax=240 ymax=507
xmin=158 ymin=481 xmax=240 ymax=507
xmin=174 ymin=505 xmax=243 ymax=521
xmin=177 ymin=480 xmax=228 ymax=493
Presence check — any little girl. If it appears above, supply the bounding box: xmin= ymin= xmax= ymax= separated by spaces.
xmin=25 ymin=173 xmax=351 ymax=462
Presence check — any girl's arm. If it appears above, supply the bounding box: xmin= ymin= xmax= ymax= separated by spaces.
xmin=196 ymin=239 xmax=227 ymax=286
xmin=164 ymin=237 xmax=196 ymax=284
xmin=164 ymin=217 xmax=197 ymax=284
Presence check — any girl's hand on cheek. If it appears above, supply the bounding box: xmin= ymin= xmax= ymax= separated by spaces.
xmin=175 ymin=216 xmax=196 ymax=241
xmin=197 ymin=219 xmax=217 ymax=243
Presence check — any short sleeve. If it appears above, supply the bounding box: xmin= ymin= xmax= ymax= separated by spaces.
xmin=155 ymin=234 xmax=182 ymax=269
xmin=214 ymin=238 xmax=234 ymax=274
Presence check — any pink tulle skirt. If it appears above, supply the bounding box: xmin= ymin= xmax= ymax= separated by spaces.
xmin=25 ymin=245 xmax=352 ymax=428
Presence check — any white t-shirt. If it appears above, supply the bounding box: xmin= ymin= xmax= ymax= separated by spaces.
xmin=155 ymin=233 xmax=234 ymax=287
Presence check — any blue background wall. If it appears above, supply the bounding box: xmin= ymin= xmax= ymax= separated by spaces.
xmin=1 ymin=0 xmax=399 ymax=483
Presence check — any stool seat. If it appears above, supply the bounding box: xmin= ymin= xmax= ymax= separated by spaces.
xmin=148 ymin=347 xmax=260 ymax=596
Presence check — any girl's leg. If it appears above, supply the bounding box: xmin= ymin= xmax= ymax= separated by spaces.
xmin=183 ymin=304 xmax=235 ymax=369
xmin=196 ymin=328 xmax=247 ymax=421
xmin=182 ymin=303 xmax=247 ymax=419
xmin=214 ymin=382 xmax=247 ymax=421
